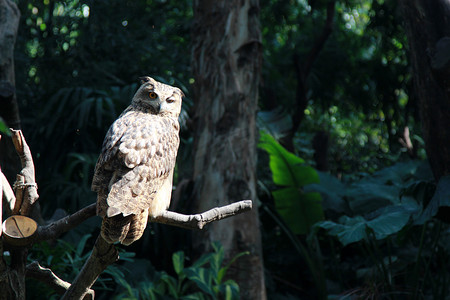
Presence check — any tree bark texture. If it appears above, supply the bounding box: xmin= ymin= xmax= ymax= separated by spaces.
xmin=400 ymin=0 xmax=450 ymax=180
xmin=191 ymin=1 xmax=266 ymax=299
xmin=0 ymin=0 xmax=21 ymax=183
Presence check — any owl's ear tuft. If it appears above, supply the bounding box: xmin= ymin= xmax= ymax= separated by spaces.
xmin=139 ymin=76 xmax=152 ymax=85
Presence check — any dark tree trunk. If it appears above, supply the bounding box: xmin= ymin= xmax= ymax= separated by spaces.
xmin=190 ymin=0 xmax=266 ymax=299
xmin=0 ymin=1 xmax=22 ymax=299
xmin=312 ymin=130 xmax=329 ymax=171
xmin=0 ymin=0 xmax=21 ymax=183
xmin=400 ymin=0 xmax=450 ymax=179
xmin=280 ymin=1 xmax=336 ymax=152
xmin=400 ymin=0 xmax=450 ymax=219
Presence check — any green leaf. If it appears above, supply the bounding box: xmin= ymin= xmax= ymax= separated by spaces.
xmin=259 ymin=132 xmax=323 ymax=234
xmin=210 ymin=242 xmax=224 ymax=280
xmin=0 ymin=118 xmax=11 ymax=136
xmin=346 ymin=182 xmax=399 ymax=214
xmin=191 ymin=253 xmax=214 ymax=268
xmin=160 ymin=272 xmax=179 ymax=298
xmin=172 ymin=251 xmax=185 ymax=275
xmin=218 ymin=280 xmax=239 ymax=300
xmin=75 ymin=234 xmax=91 ymax=257
xmin=184 ymin=267 xmax=214 ymax=297
xmin=181 ymin=293 xmax=206 ymax=300
xmin=417 ymin=175 xmax=450 ymax=223
xmin=317 ymin=216 xmax=367 ymax=246
xmin=273 ymin=188 xmax=324 ymax=234
xmin=218 ymin=251 xmax=249 ymax=284
xmin=259 ymin=132 xmax=319 ymax=187
xmin=318 ymin=202 xmax=417 ymax=245
xmin=305 ymin=171 xmax=348 ymax=214
xmin=366 ymin=205 xmax=412 ymax=239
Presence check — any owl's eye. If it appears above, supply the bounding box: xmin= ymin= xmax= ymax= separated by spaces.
xmin=167 ymin=98 xmax=175 ymax=103
xmin=149 ymin=92 xmax=157 ymax=99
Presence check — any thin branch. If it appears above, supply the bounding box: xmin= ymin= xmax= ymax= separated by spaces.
xmin=35 ymin=199 xmax=253 ymax=243
xmin=36 ymin=204 xmax=97 ymax=242
xmin=26 ymin=261 xmax=94 ymax=300
xmin=152 ymin=200 xmax=253 ymax=229
xmin=399 ymin=126 xmax=417 ymax=158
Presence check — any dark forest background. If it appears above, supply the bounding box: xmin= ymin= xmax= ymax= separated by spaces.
xmin=1 ymin=0 xmax=450 ymax=299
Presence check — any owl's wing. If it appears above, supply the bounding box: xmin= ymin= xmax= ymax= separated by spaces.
xmin=102 ymin=114 xmax=180 ymax=217
xmin=91 ymin=112 xmax=133 ymax=192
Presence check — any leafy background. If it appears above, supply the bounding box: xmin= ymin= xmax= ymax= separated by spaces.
xmin=2 ymin=0 xmax=449 ymax=299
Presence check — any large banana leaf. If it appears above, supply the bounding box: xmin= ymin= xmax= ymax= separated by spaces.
xmin=259 ymin=132 xmax=323 ymax=234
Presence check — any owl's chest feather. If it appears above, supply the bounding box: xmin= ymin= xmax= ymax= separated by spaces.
xmin=114 ymin=112 xmax=179 ymax=171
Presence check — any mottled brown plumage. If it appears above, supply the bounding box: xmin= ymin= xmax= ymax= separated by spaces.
xmin=92 ymin=76 xmax=183 ymax=245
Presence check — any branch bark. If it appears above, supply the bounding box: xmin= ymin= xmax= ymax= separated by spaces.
xmin=35 ymin=200 xmax=253 ymax=243
xmin=152 ymin=200 xmax=252 ymax=229
xmin=36 ymin=204 xmax=97 ymax=242
xmin=61 ymin=235 xmax=117 ymax=300
xmin=10 ymin=129 xmax=38 ymax=216
xmin=26 ymin=261 xmax=94 ymax=300
xmin=3 ymin=129 xmax=40 ymax=299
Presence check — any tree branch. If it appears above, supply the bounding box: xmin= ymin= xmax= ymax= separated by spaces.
xmin=10 ymin=129 xmax=38 ymax=216
xmin=60 ymin=200 xmax=253 ymax=299
xmin=26 ymin=261 xmax=94 ymax=300
xmin=61 ymin=235 xmax=118 ymax=300
xmin=152 ymin=200 xmax=253 ymax=229
xmin=35 ymin=204 xmax=97 ymax=242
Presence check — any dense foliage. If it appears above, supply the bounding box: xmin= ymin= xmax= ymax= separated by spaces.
xmin=3 ymin=0 xmax=448 ymax=299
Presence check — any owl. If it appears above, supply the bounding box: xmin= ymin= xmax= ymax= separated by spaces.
xmin=91 ymin=76 xmax=183 ymax=245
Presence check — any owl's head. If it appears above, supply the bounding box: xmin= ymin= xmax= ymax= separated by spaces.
xmin=132 ymin=76 xmax=183 ymax=117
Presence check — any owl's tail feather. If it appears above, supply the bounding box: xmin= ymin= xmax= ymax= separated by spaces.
xmin=122 ymin=209 xmax=149 ymax=245
xmin=101 ymin=209 xmax=149 ymax=246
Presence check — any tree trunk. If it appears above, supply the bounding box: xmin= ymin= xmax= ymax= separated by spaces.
xmin=190 ymin=1 xmax=266 ymax=299
xmin=0 ymin=0 xmax=21 ymax=182
xmin=0 ymin=1 xmax=23 ymax=299
xmin=400 ymin=1 xmax=450 ymax=178
xmin=400 ymin=1 xmax=450 ymax=219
